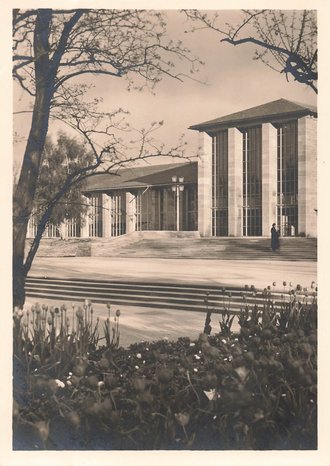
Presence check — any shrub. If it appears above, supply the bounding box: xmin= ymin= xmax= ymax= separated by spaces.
xmin=13 ymin=283 xmax=317 ymax=450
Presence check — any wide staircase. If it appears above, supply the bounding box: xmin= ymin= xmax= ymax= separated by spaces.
xmin=27 ymin=232 xmax=317 ymax=261
xmin=90 ymin=232 xmax=317 ymax=261
xmin=26 ymin=276 xmax=313 ymax=315
xmin=26 ymin=232 xmax=316 ymax=311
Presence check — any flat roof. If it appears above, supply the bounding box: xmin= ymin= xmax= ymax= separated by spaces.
xmin=84 ymin=161 xmax=198 ymax=192
xmin=189 ymin=98 xmax=317 ymax=132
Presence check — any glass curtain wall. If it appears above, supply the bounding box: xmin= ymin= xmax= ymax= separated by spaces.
xmin=27 ymin=210 xmax=60 ymax=238
xmin=276 ymin=121 xmax=298 ymax=236
xmin=182 ymin=185 xmax=198 ymax=231
xmin=88 ymin=193 xmax=103 ymax=237
xmin=109 ymin=192 xmax=126 ymax=236
xmin=242 ymin=126 xmax=262 ymax=236
xmin=66 ymin=218 xmax=81 ymax=237
xmin=159 ymin=188 xmax=176 ymax=230
xmin=135 ymin=188 xmax=175 ymax=231
xmin=212 ymin=130 xmax=228 ymax=236
xmin=135 ymin=186 xmax=197 ymax=231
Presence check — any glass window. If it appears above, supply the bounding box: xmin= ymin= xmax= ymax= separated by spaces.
xmin=88 ymin=193 xmax=103 ymax=237
xmin=242 ymin=126 xmax=262 ymax=236
xmin=276 ymin=121 xmax=298 ymax=236
xmin=27 ymin=209 xmax=60 ymax=238
xmin=212 ymin=130 xmax=228 ymax=236
xmin=66 ymin=218 xmax=81 ymax=237
xmin=109 ymin=192 xmax=126 ymax=236
xmin=182 ymin=185 xmax=198 ymax=231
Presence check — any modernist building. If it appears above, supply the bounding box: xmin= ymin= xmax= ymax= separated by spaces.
xmin=190 ymin=98 xmax=317 ymax=238
xmin=27 ymin=98 xmax=317 ymax=240
xmin=27 ymin=162 xmax=198 ymax=239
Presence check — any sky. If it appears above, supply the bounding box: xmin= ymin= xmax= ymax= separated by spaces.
xmin=13 ymin=9 xmax=317 ymax=169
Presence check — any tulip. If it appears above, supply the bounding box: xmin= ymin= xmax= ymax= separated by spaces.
xmin=175 ymin=412 xmax=190 ymax=427
xmin=203 ymin=389 xmax=218 ymax=401
xmin=34 ymin=420 xmax=49 ymax=442
xmin=66 ymin=411 xmax=80 ymax=428
xmin=13 ymin=399 xmax=20 ymax=418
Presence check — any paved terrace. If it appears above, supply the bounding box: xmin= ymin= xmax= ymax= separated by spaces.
xmin=30 ymin=257 xmax=316 ymax=288
xmin=26 ymin=257 xmax=317 ymax=347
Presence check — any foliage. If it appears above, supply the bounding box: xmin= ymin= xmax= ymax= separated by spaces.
xmin=13 ymin=283 xmax=317 ymax=450
xmin=32 ymin=132 xmax=93 ymax=230
xmin=184 ymin=9 xmax=317 ymax=93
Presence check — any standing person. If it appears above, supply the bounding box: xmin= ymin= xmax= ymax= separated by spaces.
xmin=271 ymin=223 xmax=280 ymax=251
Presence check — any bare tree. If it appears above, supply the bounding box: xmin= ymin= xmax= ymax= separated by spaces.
xmin=183 ymin=9 xmax=317 ymax=93
xmin=13 ymin=9 xmax=201 ymax=307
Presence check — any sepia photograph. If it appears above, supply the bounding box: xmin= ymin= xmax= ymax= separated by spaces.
xmin=2 ymin=1 xmax=329 ymax=464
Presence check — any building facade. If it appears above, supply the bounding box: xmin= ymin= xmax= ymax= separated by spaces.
xmin=27 ymin=162 xmax=198 ymax=239
xmin=27 ymin=98 xmax=317 ymax=240
xmin=190 ymin=99 xmax=317 ymax=238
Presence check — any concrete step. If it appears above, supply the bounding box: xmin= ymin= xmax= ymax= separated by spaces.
xmin=27 ymin=236 xmax=317 ymax=261
xmin=99 ymin=237 xmax=317 ymax=261
xmin=25 ymin=276 xmax=314 ymax=315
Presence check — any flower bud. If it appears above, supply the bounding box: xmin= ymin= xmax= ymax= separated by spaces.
xmin=13 ymin=399 xmax=20 ymax=418
xmin=76 ymin=307 xmax=84 ymax=320
xmin=175 ymin=412 xmax=190 ymax=427
xmin=66 ymin=411 xmax=80 ymax=428
xmin=34 ymin=420 xmax=49 ymax=442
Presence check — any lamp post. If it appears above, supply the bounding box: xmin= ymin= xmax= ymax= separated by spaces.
xmin=171 ymin=175 xmax=184 ymax=231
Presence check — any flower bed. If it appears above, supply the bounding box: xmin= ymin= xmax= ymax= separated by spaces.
xmin=13 ymin=284 xmax=317 ymax=450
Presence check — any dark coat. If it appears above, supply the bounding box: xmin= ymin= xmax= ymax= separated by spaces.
xmin=271 ymin=226 xmax=280 ymax=250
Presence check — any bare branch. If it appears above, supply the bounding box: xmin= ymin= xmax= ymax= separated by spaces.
xmin=184 ymin=9 xmax=317 ymax=93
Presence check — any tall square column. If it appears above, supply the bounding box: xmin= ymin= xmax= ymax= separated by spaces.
xmin=80 ymin=194 xmax=90 ymax=238
xmin=198 ymin=132 xmax=212 ymax=236
xmin=126 ymin=192 xmax=136 ymax=234
xmin=298 ymin=116 xmax=317 ymax=237
xmin=101 ymin=193 xmax=110 ymax=238
xmin=262 ymin=123 xmax=277 ymax=236
xmin=228 ymin=128 xmax=243 ymax=236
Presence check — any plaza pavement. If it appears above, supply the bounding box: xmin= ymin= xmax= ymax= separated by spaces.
xmin=30 ymin=257 xmax=316 ymax=289
xmin=27 ymin=257 xmax=317 ymax=347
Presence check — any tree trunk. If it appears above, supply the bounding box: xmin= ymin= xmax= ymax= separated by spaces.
xmin=13 ymin=9 xmax=53 ymax=308
xmin=12 ymin=235 xmax=27 ymax=309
